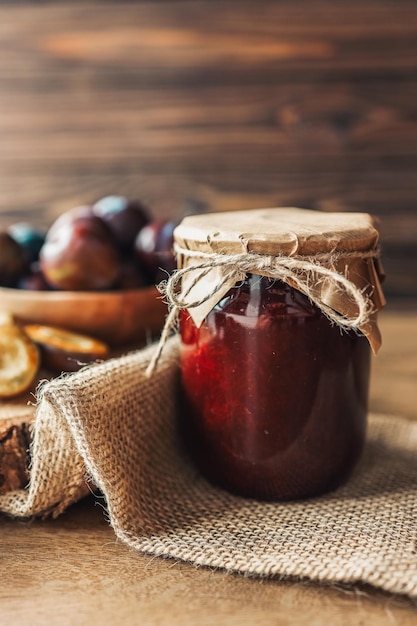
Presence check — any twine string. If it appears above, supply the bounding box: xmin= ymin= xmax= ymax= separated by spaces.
xmin=146 ymin=247 xmax=378 ymax=375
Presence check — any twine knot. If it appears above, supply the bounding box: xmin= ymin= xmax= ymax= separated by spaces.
xmin=146 ymin=246 xmax=379 ymax=375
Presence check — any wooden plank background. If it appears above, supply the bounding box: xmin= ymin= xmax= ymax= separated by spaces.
xmin=0 ymin=1 xmax=416 ymax=300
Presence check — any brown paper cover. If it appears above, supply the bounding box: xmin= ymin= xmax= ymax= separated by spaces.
xmin=174 ymin=208 xmax=385 ymax=352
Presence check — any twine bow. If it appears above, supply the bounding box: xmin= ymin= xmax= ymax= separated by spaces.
xmin=146 ymin=247 xmax=378 ymax=375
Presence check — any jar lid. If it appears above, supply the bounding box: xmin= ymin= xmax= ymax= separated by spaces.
xmin=172 ymin=208 xmax=385 ymax=354
xmin=174 ymin=207 xmax=379 ymax=256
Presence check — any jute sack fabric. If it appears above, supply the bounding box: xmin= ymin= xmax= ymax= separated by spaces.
xmin=1 ymin=337 xmax=417 ymax=598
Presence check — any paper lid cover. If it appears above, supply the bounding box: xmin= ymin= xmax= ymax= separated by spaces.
xmin=173 ymin=208 xmax=385 ymax=353
xmin=174 ymin=207 xmax=380 ymax=256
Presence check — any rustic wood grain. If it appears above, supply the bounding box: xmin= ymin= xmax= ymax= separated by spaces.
xmin=0 ymin=1 xmax=416 ymax=298
xmin=0 ymin=407 xmax=33 ymax=493
xmin=0 ymin=496 xmax=416 ymax=626
xmin=0 ymin=308 xmax=416 ymax=624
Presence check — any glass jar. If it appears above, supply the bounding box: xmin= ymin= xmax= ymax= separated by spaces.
xmin=172 ymin=208 xmax=384 ymax=501
xmin=180 ymin=275 xmax=370 ymax=500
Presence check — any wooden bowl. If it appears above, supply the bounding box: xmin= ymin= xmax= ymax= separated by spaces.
xmin=0 ymin=286 xmax=167 ymax=347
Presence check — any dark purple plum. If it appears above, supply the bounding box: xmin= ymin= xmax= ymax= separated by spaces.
xmin=116 ymin=259 xmax=150 ymax=290
xmin=134 ymin=220 xmax=176 ymax=283
xmin=93 ymin=195 xmax=150 ymax=252
xmin=17 ymin=262 xmax=51 ymax=291
xmin=46 ymin=206 xmax=96 ymax=238
xmin=0 ymin=232 xmax=28 ymax=287
xmin=8 ymin=222 xmax=45 ymax=263
xmin=40 ymin=208 xmax=121 ymax=291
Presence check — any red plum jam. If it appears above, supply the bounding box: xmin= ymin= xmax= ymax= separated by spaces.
xmin=179 ymin=274 xmax=370 ymax=500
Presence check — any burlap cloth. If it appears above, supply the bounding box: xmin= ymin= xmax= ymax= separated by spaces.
xmin=1 ymin=337 xmax=417 ymax=599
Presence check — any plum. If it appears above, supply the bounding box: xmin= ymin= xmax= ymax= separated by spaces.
xmin=116 ymin=259 xmax=150 ymax=289
xmin=0 ymin=232 xmax=28 ymax=287
xmin=40 ymin=207 xmax=121 ymax=291
xmin=93 ymin=195 xmax=150 ymax=252
xmin=134 ymin=220 xmax=176 ymax=283
xmin=46 ymin=205 xmax=96 ymax=238
xmin=8 ymin=222 xmax=45 ymax=263
xmin=17 ymin=262 xmax=51 ymax=291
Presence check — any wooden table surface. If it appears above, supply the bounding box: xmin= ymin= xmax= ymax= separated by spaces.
xmin=0 ymin=306 xmax=416 ymax=625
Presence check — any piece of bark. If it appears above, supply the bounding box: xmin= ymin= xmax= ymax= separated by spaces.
xmin=0 ymin=402 xmax=36 ymax=494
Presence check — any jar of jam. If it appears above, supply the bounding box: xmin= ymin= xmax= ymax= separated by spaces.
xmin=171 ymin=208 xmax=385 ymax=501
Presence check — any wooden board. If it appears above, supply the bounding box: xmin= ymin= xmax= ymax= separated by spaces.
xmin=0 ymin=1 xmax=416 ymax=299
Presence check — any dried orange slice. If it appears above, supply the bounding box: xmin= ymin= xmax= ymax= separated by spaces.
xmin=0 ymin=313 xmax=40 ymax=398
xmin=24 ymin=324 xmax=109 ymax=373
